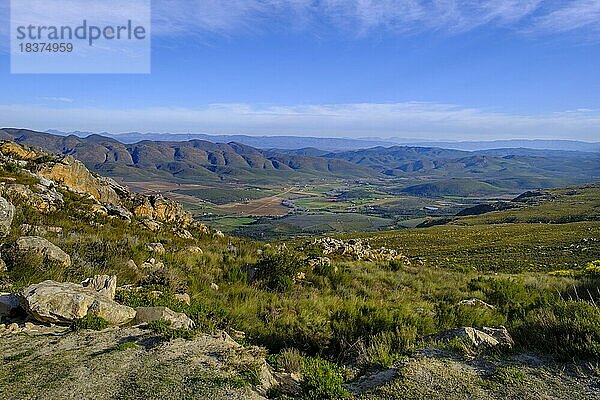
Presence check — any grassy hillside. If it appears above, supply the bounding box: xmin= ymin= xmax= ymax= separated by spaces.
xmin=1 ymin=141 xmax=599 ymax=399
xmin=399 ymin=179 xmax=503 ymax=197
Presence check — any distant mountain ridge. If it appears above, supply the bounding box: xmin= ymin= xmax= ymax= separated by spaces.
xmin=2 ymin=128 xmax=598 ymax=191
xmin=46 ymin=129 xmax=600 ymax=153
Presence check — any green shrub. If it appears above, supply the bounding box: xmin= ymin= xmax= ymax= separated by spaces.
xmin=253 ymin=251 xmax=304 ymax=292
xmin=268 ymin=348 xmax=304 ymax=373
xmin=489 ymin=365 xmax=526 ymax=385
xmin=330 ymin=304 xmax=434 ymax=356
xmin=357 ymin=326 xmax=416 ymax=368
xmin=517 ymin=300 xmax=600 ymax=359
xmin=301 ymin=357 xmax=348 ymax=399
xmin=147 ymin=319 xmax=195 ymax=340
xmin=72 ymin=314 xmax=110 ymax=331
xmin=116 ymin=341 xmax=139 ymax=351
xmin=435 ymin=302 xmax=506 ymax=331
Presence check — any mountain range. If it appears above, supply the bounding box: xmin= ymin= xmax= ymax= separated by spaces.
xmin=3 ymin=128 xmax=599 ymax=191
xmin=46 ymin=129 xmax=600 ymax=153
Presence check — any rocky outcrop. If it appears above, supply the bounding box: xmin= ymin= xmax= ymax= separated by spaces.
xmin=15 ymin=236 xmax=71 ymax=267
xmin=22 ymin=280 xmax=136 ymax=325
xmin=81 ymin=275 xmax=117 ymax=300
xmin=0 ymin=196 xmax=15 ymax=237
xmin=0 ymin=141 xmax=37 ymax=160
xmin=133 ymin=195 xmax=193 ymax=227
xmin=2 ymin=184 xmax=64 ymax=213
xmin=433 ymin=326 xmax=514 ymax=349
xmin=311 ymin=237 xmax=411 ymax=263
xmin=146 ymin=242 xmax=166 ymax=254
xmin=133 ymin=306 xmax=195 ymax=330
xmin=37 ymin=156 xmax=121 ymax=204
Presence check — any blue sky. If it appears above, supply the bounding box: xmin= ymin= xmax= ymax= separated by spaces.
xmin=0 ymin=0 xmax=600 ymax=141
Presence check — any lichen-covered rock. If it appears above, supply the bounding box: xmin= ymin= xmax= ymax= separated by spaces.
xmin=81 ymin=275 xmax=117 ymax=300
xmin=133 ymin=194 xmax=193 ymax=227
xmin=0 ymin=196 xmax=15 ymax=237
xmin=15 ymin=236 xmax=71 ymax=267
xmin=133 ymin=306 xmax=195 ymax=330
xmin=22 ymin=280 xmax=135 ymax=325
xmin=432 ymin=326 xmax=514 ymax=349
xmin=146 ymin=242 xmax=166 ymax=254
xmin=37 ymin=156 xmax=121 ymax=204
xmin=0 ymin=141 xmax=37 ymax=160
xmin=3 ymin=184 xmax=63 ymax=213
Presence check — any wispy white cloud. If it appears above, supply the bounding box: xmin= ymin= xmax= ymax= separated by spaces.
xmin=527 ymin=0 xmax=600 ymax=34
xmin=149 ymin=0 xmax=599 ymax=39
xmin=1 ymin=101 xmax=598 ymax=141
xmin=1 ymin=1 xmax=599 ymax=42
xmin=39 ymin=97 xmax=75 ymax=103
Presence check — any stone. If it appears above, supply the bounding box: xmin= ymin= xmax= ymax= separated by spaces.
xmin=458 ymin=298 xmax=495 ymax=309
xmin=91 ymin=204 xmax=108 ymax=216
xmin=21 ymin=224 xmax=63 ymax=236
xmin=174 ymin=293 xmax=191 ymax=306
xmin=81 ymin=275 xmax=117 ymax=300
xmin=0 ymin=142 xmax=38 ymax=160
xmin=132 ymin=195 xmax=193 ymax=227
xmin=173 ymin=228 xmax=193 ymax=240
xmin=6 ymin=322 xmax=20 ymax=334
xmin=481 ymin=326 xmax=514 ymax=348
xmin=22 ymin=280 xmax=136 ymax=325
xmin=15 ymin=236 xmax=71 ymax=267
xmin=434 ymin=327 xmax=505 ymax=349
xmin=185 ymin=246 xmax=203 ymax=254
xmin=146 ymin=242 xmax=166 ymax=254
xmin=140 ymin=258 xmax=164 ymax=270
xmin=3 ymin=184 xmax=63 ymax=213
xmin=133 ymin=306 xmax=195 ymax=330
xmin=0 ymin=196 xmax=15 ymax=237
xmin=141 ymin=219 xmax=162 ymax=231
xmin=106 ymin=204 xmax=133 ymax=220
xmin=37 ymin=156 xmax=121 ymax=204
xmin=0 ymin=292 xmax=22 ymax=320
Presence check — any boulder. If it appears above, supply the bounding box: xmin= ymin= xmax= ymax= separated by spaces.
xmin=22 ymin=280 xmax=135 ymax=325
xmin=133 ymin=306 xmax=195 ymax=330
xmin=481 ymin=326 xmax=514 ymax=348
xmin=185 ymin=246 xmax=203 ymax=254
xmin=0 ymin=142 xmax=37 ymax=160
xmin=3 ymin=184 xmax=64 ymax=213
xmin=433 ymin=326 xmax=514 ymax=349
xmin=146 ymin=242 xmax=166 ymax=254
xmin=37 ymin=156 xmax=121 ymax=204
xmin=106 ymin=204 xmax=133 ymax=220
xmin=15 ymin=236 xmax=71 ymax=267
xmin=0 ymin=196 xmax=15 ymax=237
xmin=81 ymin=275 xmax=117 ymax=300
xmin=458 ymin=298 xmax=495 ymax=309
xmin=174 ymin=293 xmax=191 ymax=306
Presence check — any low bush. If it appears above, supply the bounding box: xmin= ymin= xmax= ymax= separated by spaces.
xmin=301 ymin=357 xmax=348 ymax=399
xmin=253 ymin=250 xmax=304 ymax=292
xmin=146 ymin=319 xmax=195 ymax=340
xmin=72 ymin=314 xmax=110 ymax=331
xmin=516 ymin=300 xmax=600 ymax=359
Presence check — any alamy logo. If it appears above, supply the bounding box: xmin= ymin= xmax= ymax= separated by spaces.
xmin=11 ymin=0 xmax=151 ymax=74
